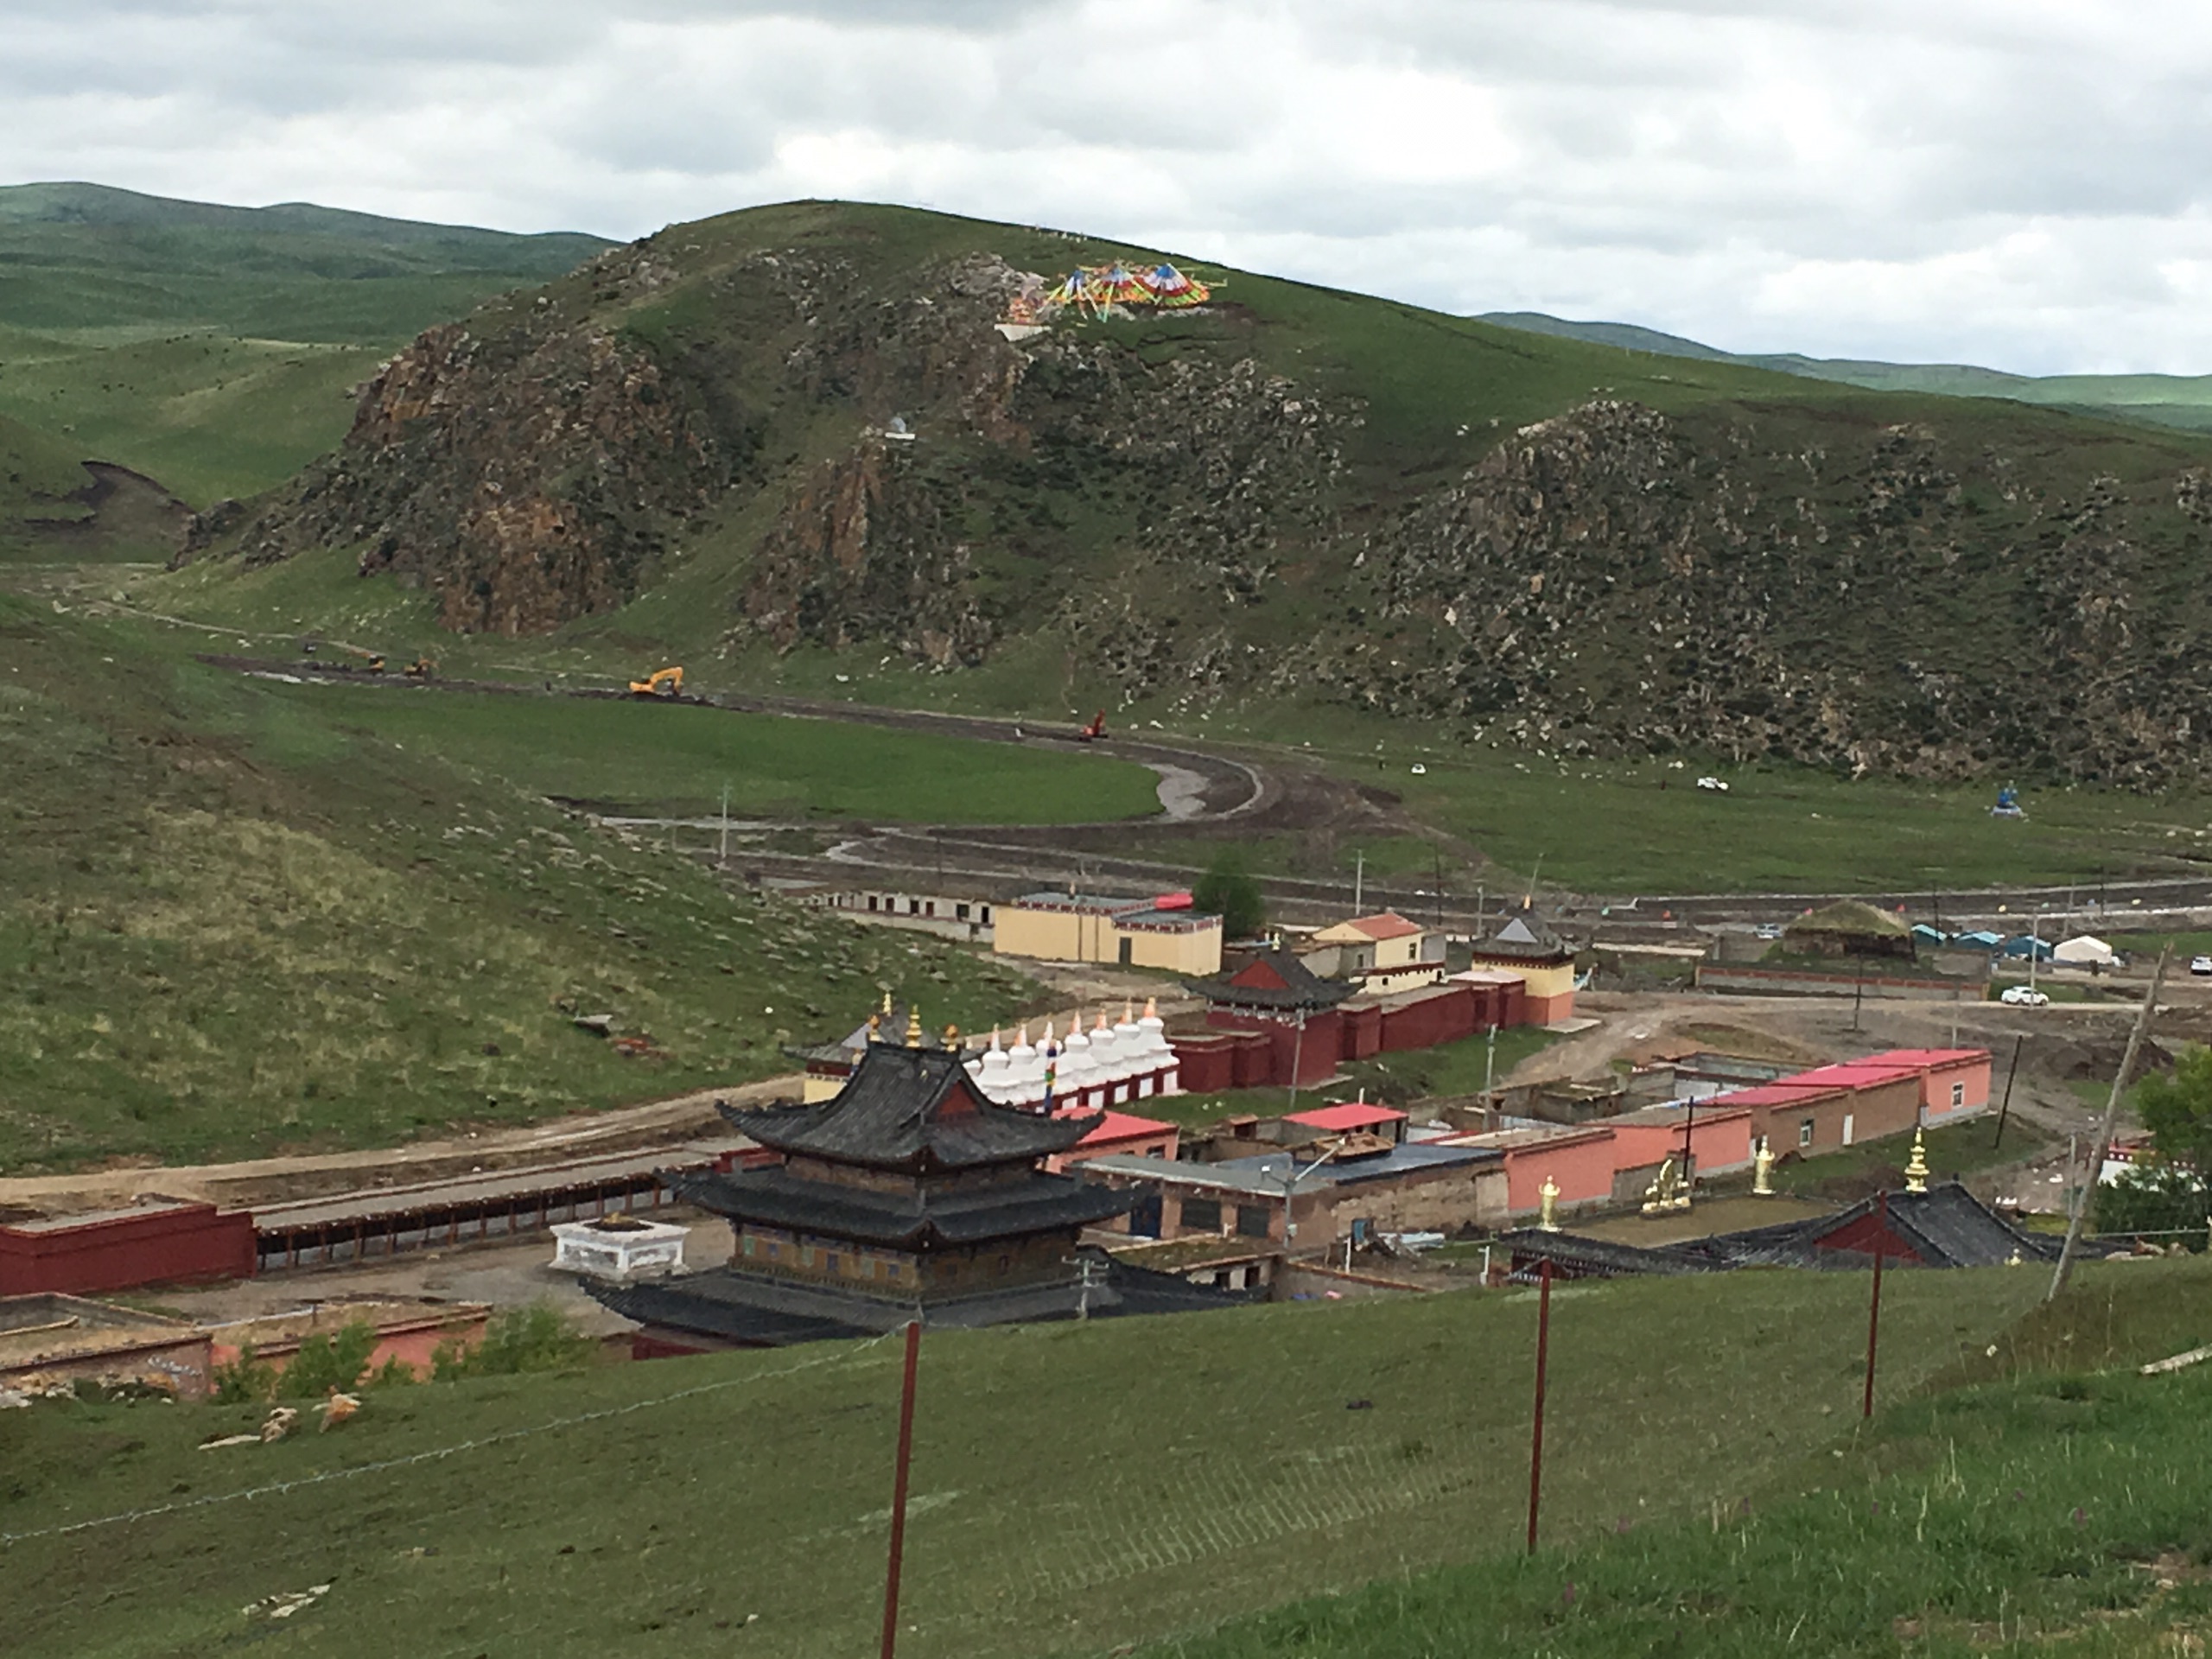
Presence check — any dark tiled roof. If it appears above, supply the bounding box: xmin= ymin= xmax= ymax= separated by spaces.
xmin=1185 ymin=949 xmax=1356 ymax=1010
xmin=1471 ymin=906 xmax=1571 ymax=963
xmin=669 ymin=1165 xmax=1131 ymax=1248
xmin=1503 ymin=1183 xmax=2104 ymax=1281
xmin=588 ymin=1250 xmax=1250 ymax=1349
xmin=1497 ymin=1230 xmax=1726 ymax=1280
xmin=721 ymin=1043 xmax=1096 ymax=1172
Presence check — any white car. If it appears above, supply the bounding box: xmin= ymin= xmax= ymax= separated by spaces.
xmin=1999 ymin=985 xmax=2050 ymax=1007
xmin=2191 ymin=956 xmax=2212 ymax=977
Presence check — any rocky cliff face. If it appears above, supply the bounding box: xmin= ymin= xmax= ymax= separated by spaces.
xmin=185 ymin=207 xmax=2212 ymax=786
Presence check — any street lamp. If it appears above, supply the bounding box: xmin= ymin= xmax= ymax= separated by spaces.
xmin=1272 ymin=1137 xmax=1346 ymax=1285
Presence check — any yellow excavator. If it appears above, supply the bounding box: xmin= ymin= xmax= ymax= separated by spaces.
xmin=628 ymin=665 xmax=684 ymax=697
xmin=404 ymin=657 xmax=435 ymax=680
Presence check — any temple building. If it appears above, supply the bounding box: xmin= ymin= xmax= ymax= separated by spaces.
xmin=793 ymin=996 xmax=1183 ymax=1109
xmin=594 ymin=1016 xmax=1237 ymax=1351
xmin=1466 ymin=904 xmax=1579 ymax=1024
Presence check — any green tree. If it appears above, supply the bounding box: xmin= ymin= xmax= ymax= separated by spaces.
xmin=1193 ymin=849 xmax=1267 ymax=941
xmin=432 ymin=1302 xmax=596 ymax=1380
xmin=211 ymin=1344 xmax=278 ymax=1405
xmin=2135 ymin=1044 xmax=2212 ymax=1166
xmin=277 ymin=1319 xmax=379 ymax=1399
xmin=2094 ymin=1161 xmax=2209 ymax=1246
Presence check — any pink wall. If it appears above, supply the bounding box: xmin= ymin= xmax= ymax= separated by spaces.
xmin=1608 ymin=1109 xmax=1753 ymax=1176
xmin=1499 ymin=1129 xmax=1619 ymax=1213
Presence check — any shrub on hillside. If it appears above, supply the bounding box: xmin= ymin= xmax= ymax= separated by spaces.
xmin=2094 ymin=1160 xmax=2209 ymax=1247
xmin=432 ymin=1302 xmax=597 ymax=1379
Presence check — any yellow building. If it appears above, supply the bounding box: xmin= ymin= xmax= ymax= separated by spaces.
xmin=1466 ymin=905 xmax=1578 ymax=1024
xmin=1305 ymin=911 xmax=1446 ymax=993
xmin=994 ymin=891 xmax=1224 ymax=976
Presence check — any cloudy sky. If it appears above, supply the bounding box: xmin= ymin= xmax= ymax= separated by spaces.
xmin=7 ymin=0 xmax=2208 ymax=374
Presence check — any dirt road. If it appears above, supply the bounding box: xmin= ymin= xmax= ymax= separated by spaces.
xmin=0 ymin=1074 xmax=803 ymax=1218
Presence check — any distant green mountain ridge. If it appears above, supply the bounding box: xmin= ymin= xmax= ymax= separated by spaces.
xmin=1481 ymin=309 xmax=2212 ymax=432
xmin=0 ymin=182 xmax=613 ymax=507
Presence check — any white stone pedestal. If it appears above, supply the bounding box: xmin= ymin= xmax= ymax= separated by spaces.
xmin=550 ymin=1216 xmax=689 ymax=1282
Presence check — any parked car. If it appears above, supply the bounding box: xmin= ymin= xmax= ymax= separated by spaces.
xmin=2191 ymin=956 xmax=2212 ymax=977
xmin=1999 ymin=984 xmax=2050 ymax=1007
xmin=1753 ymin=924 xmax=1783 ymax=940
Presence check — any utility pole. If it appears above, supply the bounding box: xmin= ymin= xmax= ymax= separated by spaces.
xmin=1484 ymin=1023 xmax=1499 ymax=1101
xmin=1353 ymin=850 xmax=1364 ymax=915
xmin=2050 ymin=944 xmax=2171 ymax=1303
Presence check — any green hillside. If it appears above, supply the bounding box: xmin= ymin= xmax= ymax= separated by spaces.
xmin=0 ymin=591 xmax=1084 ymax=1173
xmin=0 ymin=1255 xmax=2092 ymax=1657
xmin=0 ymin=408 xmax=93 ymax=550
xmin=1484 ymin=308 xmax=2212 ymax=433
xmin=152 ymin=198 xmax=2212 ymax=792
xmin=0 ymin=182 xmax=612 ymax=508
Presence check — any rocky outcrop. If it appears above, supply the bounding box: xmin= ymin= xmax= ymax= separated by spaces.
xmin=181 ymin=209 xmax=2212 ymax=787
xmin=183 ymin=315 xmax=731 ymax=634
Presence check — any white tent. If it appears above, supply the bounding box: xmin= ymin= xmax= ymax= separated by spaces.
xmin=2052 ymin=934 xmax=2114 ymax=966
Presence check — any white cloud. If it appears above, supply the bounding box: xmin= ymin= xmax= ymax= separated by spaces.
xmin=3 ymin=0 xmax=2211 ymax=373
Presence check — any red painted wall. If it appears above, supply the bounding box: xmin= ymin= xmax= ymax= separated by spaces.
xmin=1499 ymin=1130 xmax=1619 ymax=1212
xmin=1609 ymin=1109 xmax=1754 ymax=1177
xmin=0 ymin=1205 xmax=257 ymax=1296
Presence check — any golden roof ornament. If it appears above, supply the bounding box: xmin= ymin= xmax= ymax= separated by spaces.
xmin=1904 ymin=1128 xmax=1930 ymax=1194
xmin=905 ymin=1007 xmax=924 ymax=1048
xmin=1538 ymin=1174 xmax=1561 ymax=1232
xmin=943 ymin=1023 xmax=961 ymax=1048
xmin=1751 ymin=1135 xmax=1776 ymax=1197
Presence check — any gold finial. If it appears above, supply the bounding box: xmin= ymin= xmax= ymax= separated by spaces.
xmin=1904 ymin=1128 xmax=1930 ymax=1194
xmin=905 ymin=1007 xmax=924 ymax=1047
xmin=943 ymin=1023 xmax=960 ymax=1048
xmin=1142 ymin=996 xmax=1157 ymax=1020
xmin=1538 ymin=1175 xmax=1561 ymax=1232
xmin=1751 ymin=1135 xmax=1775 ymax=1197
xmin=882 ymin=989 xmax=893 ymax=1017
xmin=1095 ymin=1010 xmax=1110 ymax=1033
xmin=866 ymin=1013 xmax=881 ymax=1045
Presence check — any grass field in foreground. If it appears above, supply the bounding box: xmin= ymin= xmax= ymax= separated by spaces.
xmin=1156 ymin=1258 xmax=2212 ymax=1659
xmin=261 ymin=678 xmax=1164 ymax=824
xmin=0 ymin=1262 xmax=2075 ymax=1658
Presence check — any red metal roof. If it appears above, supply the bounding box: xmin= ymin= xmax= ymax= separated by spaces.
xmin=1707 ymin=1081 xmax=1851 ymax=1107
xmin=1863 ymin=1048 xmax=1990 ymax=1069
xmin=1789 ymin=1062 xmax=1924 ymax=1089
xmin=1284 ymin=1103 xmax=1411 ymax=1132
xmin=1344 ymin=912 xmax=1423 ymax=942
xmin=1071 ymin=1109 xmax=1178 ymax=1145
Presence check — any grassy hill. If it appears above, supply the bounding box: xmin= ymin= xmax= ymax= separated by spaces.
xmin=3 ymin=1252 xmax=2137 ymax=1657
xmin=1163 ymin=1261 xmax=2212 ymax=1658
xmin=1485 ymin=308 xmax=2212 ymax=434
xmin=147 ymin=198 xmax=2212 ymax=794
xmin=0 ymin=589 xmax=1133 ymax=1173
xmin=0 ymin=182 xmax=611 ymax=507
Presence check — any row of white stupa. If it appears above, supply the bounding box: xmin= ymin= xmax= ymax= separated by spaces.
xmin=965 ymin=999 xmax=1183 ymax=1112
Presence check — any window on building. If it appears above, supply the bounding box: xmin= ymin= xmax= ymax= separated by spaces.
xmin=741 ymin=1236 xmax=756 ymax=1257
xmin=982 ymin=906 xmax=993 ymax=924
xmin=1236 ymin=1204 xmax=1272 ymax=1239
xmin=825 ymin=1252 xmax=841 ymax=1275
xmin=1181 ymin=1197 xmax=1224 ymax=1233
xmin=887 ymin=1262 xmax=901 ymax=1281
xmin=1951 ymin=1082 xmax=1965 ymax=1107
xmin=801 ymin=1245 xmax=817 ymax=1268
xmin=867 ymin=895 xmax=879 ymax=912
xmin=1798 ymin=1119 xmax=1815 ymax=1148
xmin=1146 ymin=1146 xmax=1166 ymax=1159
xmin=925 ymin=900 xmax=936 ymax=917
xmin=997 ymin=1255 xmax=1011 ymax=1274
xmin=956 ymin=903 xmax=969 ymax=921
